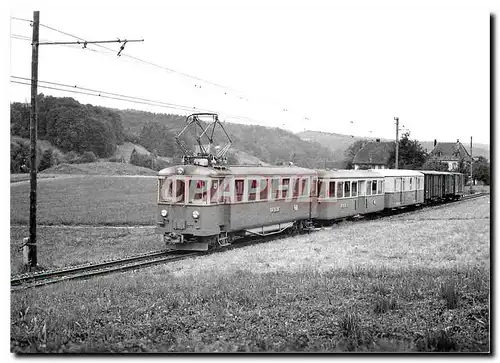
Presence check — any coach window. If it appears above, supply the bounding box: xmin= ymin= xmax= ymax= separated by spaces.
xmin=377 ymin=180 xmax=382 ymax=195
xmin=281 ymin=178 xmax=290 ymax=199
xmin=235 ymin=179 xmax=245 ymax=202
xmin=301 ymin=178 xmax=308 ymax=198
xmin=344 ymin=181 xmax=351 ymax=198
xmin=372 ymin=180 xmax=377 ymax=195
xmin=352 ymin=181 xmax=358 ymax=197
xmin=366 ymin=180 xmax=371 ymax=196
xmin=394 ymin=179 xmax=397 ymax=192
xmin=248 ymin=179 xmax=258 ymax=201
xmin=381 ymin=180 xmax=384 ymax=193
xmin=311 ymin=178 xmax=318 ymax=197
xmin=329 ymin=181 xmax=336 ymax=198
xmin=259 ymin=179 xmax=269 ymax=200
xmin=359 ymin=180 xmax=365 ymax=196
xmin=409 ymin=177 xmax=413 ymax=190
xmin=292 ymin=178 xmax=300 ymax=198
xmin=337 ymin=181 xmax=344 ymax=198
xmin=318 ymin=180 xmax=324 ymax=198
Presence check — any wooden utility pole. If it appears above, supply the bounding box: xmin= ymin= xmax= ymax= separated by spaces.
xmin=28 ymin=10 xmax=40 ymax=268
xmin=394 ymin=117 xmax=399 ymax=169
xmin=470 ymin=136 xmax=473 ymax=193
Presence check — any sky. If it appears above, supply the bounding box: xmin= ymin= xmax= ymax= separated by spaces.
xmin=7 ymin=0 xmax=493 ymax=146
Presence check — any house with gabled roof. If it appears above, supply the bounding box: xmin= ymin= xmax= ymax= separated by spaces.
xmin=353 ymin=140 xmax=394 ymax=170
xmin=429 ymin=139 xmax=472 ymax=171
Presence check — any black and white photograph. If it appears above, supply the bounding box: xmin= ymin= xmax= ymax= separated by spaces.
xmin=7 ymin=0 xmax=492 ymax=354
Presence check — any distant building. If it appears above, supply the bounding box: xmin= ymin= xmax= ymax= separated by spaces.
xmin=353 ymin=140 xmax=394 ymax=170
xmin=429 ymin=139 xmax=472 ymax=171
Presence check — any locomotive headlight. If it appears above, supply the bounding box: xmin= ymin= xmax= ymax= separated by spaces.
xmin=161 ymin=209 xmax=168 ymax=217
xmin=192 ymin=210 xmax=200 ymax=219
xmin=176 ymin=167 xmax=184 ymax=175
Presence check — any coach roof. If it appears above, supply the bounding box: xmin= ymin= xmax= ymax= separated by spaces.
xmin=373 ymin=169 xmax=424 ymax=177
xmin=317 ymin=169 xmax=383 ymax=179
xmin=418 ymin=170 xmax=455 ymax=175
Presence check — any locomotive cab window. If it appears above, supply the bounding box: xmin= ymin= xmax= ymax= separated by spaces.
xmin=377 ymin=180 xmax=382 ymax=194
xmin=372 ymin=180 xmax=377 ymax=194
xmin=248 ymin=179 xmax=258 ymax=201
xmin=366 ymin=180 xmax=371 ymax=196
xmin=281 ymin=178 xmax=290 ymax=199
xmin=259 ymin=179 xmax=269 ymax=200
xmin=189 ymin=179 xmax=208 ymax=204
xmin=159 ymin=178 xmax=173 ymax=202
xmin=235 ymin=179 xmax=245 ymax=202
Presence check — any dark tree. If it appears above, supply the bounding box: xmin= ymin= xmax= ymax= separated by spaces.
xmin=343 ymin=140 xmax=366 ymax=169
xmin=421 ymin=157 xmax=450 ymax=171
xmin=473 ymin=156 xmax=490 ymax=185
xmin=388 ymin=132 xmax=428 ymax=170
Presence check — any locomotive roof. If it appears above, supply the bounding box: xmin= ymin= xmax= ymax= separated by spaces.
xmin=158 ymin=164 xmax=317 ymax=177
xmin=418 ymin=170 xmax=455 ymax=175
xmin=372 ymin=169 xmax=424 ymax=177
xmin=316 ymin=169 xmax=383 ymax=179
xmin=227 ymin=165 xmax=316 ymax=176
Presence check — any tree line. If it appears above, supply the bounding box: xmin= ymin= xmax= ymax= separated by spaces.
xmin=343 ymin=132 xmax=490 ymax=185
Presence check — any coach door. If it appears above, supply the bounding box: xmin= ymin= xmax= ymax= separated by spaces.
xmin=399 ymin=178 xmax=404 ymax=204
xmin=358 ymin=180 xmax=367 ymax=214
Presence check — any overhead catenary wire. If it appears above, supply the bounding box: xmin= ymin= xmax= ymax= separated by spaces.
xmin=10 ymin=16 xmax=310 ymax=126
xmin=10 ymin=77 xmax=262 ymax=124
xmin=11 ymin=80 xmax=214 ymax=114
xmin=11 ymin=76 xmax=213 ymax=112
xmin=11 ymin=17 xmax=306 ymax=117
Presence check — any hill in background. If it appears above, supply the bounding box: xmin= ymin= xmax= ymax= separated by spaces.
xmin=298 ymin=130 xmax=490 ymax=160
xmin=117 ymin=109 xmax=339 ymax=168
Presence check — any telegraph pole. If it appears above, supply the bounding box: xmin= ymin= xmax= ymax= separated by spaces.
xmin=23 ymin=11 xmax=143 ymax=269
xmin=28 ymin=10 xmax=40 ymax=268
xmin=470 ymin=136 xmax=473 ymax=194
xmin=394 ymin=117 xmax=399 ymax=169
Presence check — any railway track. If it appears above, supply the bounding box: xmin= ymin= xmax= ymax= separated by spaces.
xmin=11 ymin=192 xmax=488 ymax=291
xmin=11 ymin=250 xmax=199 ymax=291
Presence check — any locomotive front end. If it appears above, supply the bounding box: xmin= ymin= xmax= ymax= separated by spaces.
xmin=156 ymin=165 xmax=226 ymax=251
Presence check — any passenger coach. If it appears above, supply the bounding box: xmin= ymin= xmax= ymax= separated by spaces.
xmin=374 ymin=169 xmax=425 ymax=208
xmin=316 ymin=170 xmax=385 ymax=220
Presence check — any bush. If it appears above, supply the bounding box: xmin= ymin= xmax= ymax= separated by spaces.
xmin=80 ymin=151 xmax=97 ymax=163
xmin=38 ymin=149 xmax=53 ymax=172
xmin=130 ymin=149 xmax=153 ymax=169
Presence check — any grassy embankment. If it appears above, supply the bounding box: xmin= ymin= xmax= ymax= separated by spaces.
xmin=11 ymin=196 xmax=490 ymax=352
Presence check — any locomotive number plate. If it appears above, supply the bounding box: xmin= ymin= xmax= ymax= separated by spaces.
xmin=270 ymin=206 xmax=280 ymax=213
xmin=340 ymin=203 xmax=347 ymax=208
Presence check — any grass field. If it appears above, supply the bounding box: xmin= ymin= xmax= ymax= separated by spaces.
xmin=10 ymin=196 xmax=490 ymax=353
xmin=40 ymin=161 xmax=158 ymax=176
xmin=10 ymin=226 xmax=161 ymax=274
xmin=10 ymin=175 xmax=157 ymax=226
